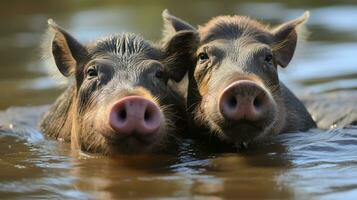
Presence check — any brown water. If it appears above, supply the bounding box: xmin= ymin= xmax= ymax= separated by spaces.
xmin=1 ymin=0 xmax=357 ymax=199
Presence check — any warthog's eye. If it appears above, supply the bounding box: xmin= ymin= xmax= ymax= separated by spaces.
xmin=86 ymin=67 xmax=98 ymax=77
xmin=265 ymin=54 xmax=273 ymax=63
xmin=155 ymin=69 xmax=168 ymax=84
xmin=198 ymin=52 xmax=209 ymax=63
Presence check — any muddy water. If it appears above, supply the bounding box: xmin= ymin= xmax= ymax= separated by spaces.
xmin=0 ymin=0 xmax=356 ymax=199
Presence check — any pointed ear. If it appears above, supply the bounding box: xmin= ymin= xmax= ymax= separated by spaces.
xmin=161 ymin=9 xmax=196 ymax=43
xmin=271 ymin=11 xmax=309 ymax=68
xmin=162 ymin=9 xmax=195 ymax=32
xmin=161 ymin=10 xmax=198 ymax=82
xmin=47 ymin=19 xmax=88 ymax=77
xmin=163 ymin=30 xmax=199 ymax=82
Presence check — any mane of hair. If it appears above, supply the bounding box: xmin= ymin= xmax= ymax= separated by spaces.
xmin=92 ymin=33 xmax=155 ymax=58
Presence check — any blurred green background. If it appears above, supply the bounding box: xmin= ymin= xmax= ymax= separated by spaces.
xmin=1 ymin=0 xmax=357 ymax=109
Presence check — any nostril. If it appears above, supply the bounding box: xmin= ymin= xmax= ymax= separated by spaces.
xmin=253 ymin=97 xmax=262 ymax=109
xmin=144 ymin=109 xmax=151 ymax=122
xmin=118 ymin=109 xmax=127 ymax=121
xmin=227 ymin=96 xmax=237 ymax=109
xmin=141 ymin=103 xmax=161 ymax=134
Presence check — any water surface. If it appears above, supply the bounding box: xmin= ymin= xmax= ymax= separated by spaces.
xmin=0 ymin=0 xmax=356 ymax=199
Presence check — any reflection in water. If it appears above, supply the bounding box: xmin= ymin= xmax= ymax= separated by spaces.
xmin=0 ymin=0 xmax=357 ymax=199
xmin=1 ymin=108 xmax=356 ymax=199
xmin=277 ymin=128 xmax=357 ymax=199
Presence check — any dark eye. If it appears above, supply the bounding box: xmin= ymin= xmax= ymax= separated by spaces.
xmin=265 ymin=54 xmax=273 ymax=63
xmin=155 ymin=69 xmax=168 ymax=83
xmin=198 ymin=52 xmax=209 ymax=62
xmin=87 ymin=67 xmax=98 ymax=77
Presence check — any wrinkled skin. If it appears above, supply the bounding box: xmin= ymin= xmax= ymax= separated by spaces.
xmin=161 ymin=10 xmax=316 ymax=148
xmin=40 ymin=19 xmax=198 ymax=155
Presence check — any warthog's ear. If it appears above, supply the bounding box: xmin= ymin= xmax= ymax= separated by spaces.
xmin=162 ymin=30 xmax=199 ymax=82
xmin=161 ymin=9 xmax=199 ymax=82
xmin=162 ymin=9 xmax=195 ymax=38
xmin=47 ymin=19 xmax=88 ymax=77
xmin=271 ymin=11 xmax=309 ymax=68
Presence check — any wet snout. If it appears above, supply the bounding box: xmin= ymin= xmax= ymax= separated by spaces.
xmin=109 ymin=96 xmax=161 ymax=135
xmin=218 ymin=80 xmax=273 ymax=124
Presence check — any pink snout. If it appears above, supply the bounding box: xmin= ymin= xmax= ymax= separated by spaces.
xmin=109 ymin=96 xmax=161 ymax=135
xmin=218 ymin=80 xmax=273 ymax=123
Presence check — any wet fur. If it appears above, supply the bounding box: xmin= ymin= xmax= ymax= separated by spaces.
xmin=40 ymin=24 xmax=191 ymax=155
xmin=162 ymin=10 xmax=315 ymax=147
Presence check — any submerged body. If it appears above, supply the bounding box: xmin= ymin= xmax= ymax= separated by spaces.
xmin=0 ymin=101 xmax=356 ymax=199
